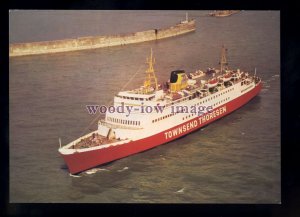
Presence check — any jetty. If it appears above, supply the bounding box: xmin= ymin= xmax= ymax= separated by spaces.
xmin=9 ymin=14 xmax=195 ymax=57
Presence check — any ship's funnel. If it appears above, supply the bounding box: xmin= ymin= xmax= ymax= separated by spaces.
xmin=170 ymin=70 xmax=188 ymax=92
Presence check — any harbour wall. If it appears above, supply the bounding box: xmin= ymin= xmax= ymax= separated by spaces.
xmin=10 ymin=20 xmax=195 ymax=57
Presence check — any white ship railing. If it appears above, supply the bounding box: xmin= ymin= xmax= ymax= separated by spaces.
xmin=99 ymin=120 xmax=143 ymax=130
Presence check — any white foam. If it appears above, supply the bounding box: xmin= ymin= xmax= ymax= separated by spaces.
xmin=117 ymin=166 xmax=129 ymax=172
xmin=69 ymin=173 xmax=81 ymax=178
xmin=85 ymin=168 xmax=109 ymax=175
xmin=176 ymin=187 xmax=185 ymax=193
xmin=86 ymin=171 xmax=96 ymax=175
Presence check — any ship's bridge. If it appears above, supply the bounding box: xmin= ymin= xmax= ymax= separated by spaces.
xmin=116 ymin=91 xmax=155 ymax=102
xmin=104 ymin=49 xmax=167 ymax=131
xmin=114 ymin=88 xmax=166 ymax=106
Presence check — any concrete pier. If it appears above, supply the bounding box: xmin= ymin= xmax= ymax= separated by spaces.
xmin=9 ymin=20 xmax=196 ymax=57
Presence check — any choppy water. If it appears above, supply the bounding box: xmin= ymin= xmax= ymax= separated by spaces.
xmin=9 ymin=10 xmax=280 ymax=203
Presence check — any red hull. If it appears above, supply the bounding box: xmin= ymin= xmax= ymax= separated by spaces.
xmin=61 ymin=82 xmax=262 ymax=174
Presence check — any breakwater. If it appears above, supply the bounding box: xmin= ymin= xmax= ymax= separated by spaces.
xmin=208 ymin=10 xmax=240 ymax=17
xmin=9 ymin=20 xmax=195 ymax=57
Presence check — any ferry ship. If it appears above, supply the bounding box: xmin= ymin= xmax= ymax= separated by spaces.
xmin=58 ymin=46 xmax=262 ymax=174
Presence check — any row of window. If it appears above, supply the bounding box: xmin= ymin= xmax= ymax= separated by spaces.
xmin=183 ymin=113 xmax=197 ymax=120
xmin=182 ymin=96 xmax=229 ymax=121
xmin=116 ymin=95 xmax=155 ymax=101
xmin=153 ymin=88 xmax=234 ymax=123
xmin=193 ymin=88 xmax=233 ymax=106
xmin=165 ymin=94 xmax=195 ymax=108
xmin=166 ymin=87 xmax=234 ymax=108
xmin=166 ymin=96 xmax=188 ymax=107
xmin=212 ymin=97 xmax=230 ymax=107
xmin=107 ymin=116 xmax=141 ymax=126
xmin=152 ymin=111 xmax=180 ymax=123
xmin=217 ymin=87 xmax=234 ymax=96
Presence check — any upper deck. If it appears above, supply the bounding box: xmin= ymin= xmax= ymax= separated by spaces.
xmin=104 ymin=47 xmax=261 ymax=130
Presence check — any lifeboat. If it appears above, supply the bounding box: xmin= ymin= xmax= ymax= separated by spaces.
xmin=172 ymin=92 xmax=182 ymax=101
xmin=189 ymin=70 xmax=205 ymax=79
xmin=207 ymin=78 xmax=218 ymax=88
xmin=223 ymin=73 xmax=232 ymax=82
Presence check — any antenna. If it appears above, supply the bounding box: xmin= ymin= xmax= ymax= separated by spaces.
xmin=59 ymin=138 xmax=62 ymax=149
xmin=143 ymin=48 xmax=158 ymax=93
xmin=146 ymin=48 xmax=155 ymax=73
xmin=220 ymin=45 xmax=228 ymax=74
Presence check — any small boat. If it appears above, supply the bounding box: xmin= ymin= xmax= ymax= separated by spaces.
xmin=189 ymin=70 xmax=205 ymax=79
xmin=223 ymin=73 xmax=232 ymax=82
xmin=207 ymin=78 xmax=218 ymax=88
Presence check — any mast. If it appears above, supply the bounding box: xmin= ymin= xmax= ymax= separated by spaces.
xmin=143 ymin=48 xmax=158 ymax=93
xmin=220 ymin=45 xmax=228 ymax=73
